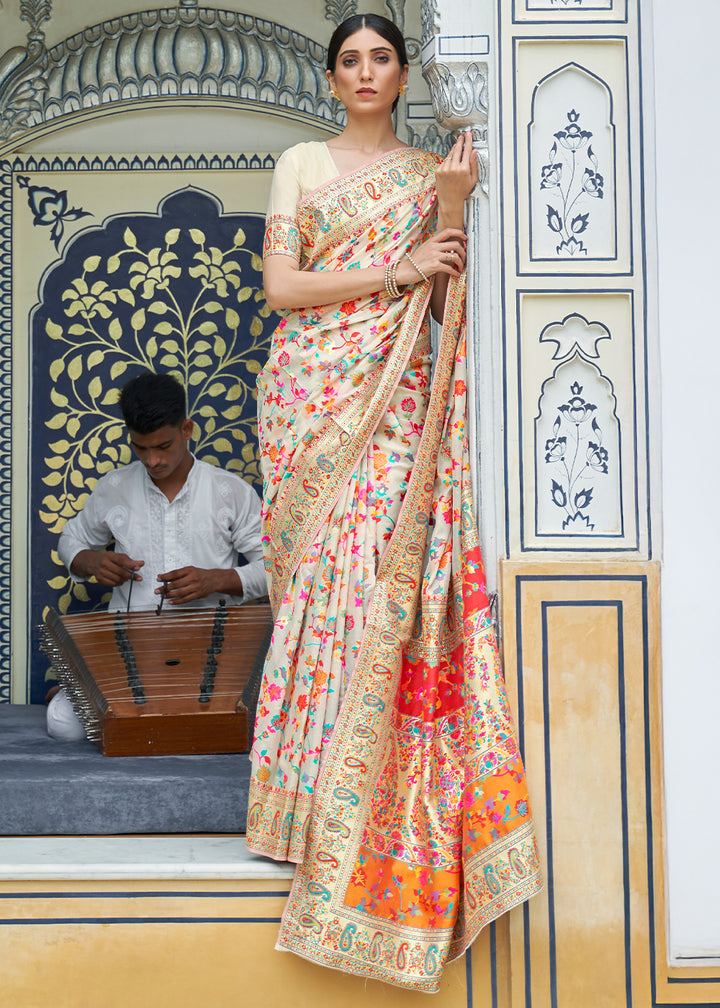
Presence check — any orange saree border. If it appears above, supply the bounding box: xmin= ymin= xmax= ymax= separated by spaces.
xmin=273 ymin=278 xmax=542 ymax=991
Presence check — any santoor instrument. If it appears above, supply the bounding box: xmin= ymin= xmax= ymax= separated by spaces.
xmin=40 ymin=601 xmax=273 ymax=757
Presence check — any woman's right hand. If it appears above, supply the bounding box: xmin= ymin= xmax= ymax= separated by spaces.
xmin=396 ymin=227 xmax=467 ymax=287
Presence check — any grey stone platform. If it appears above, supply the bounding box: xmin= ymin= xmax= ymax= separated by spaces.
xmin=0 ymin=704 xmax=251 ymax=835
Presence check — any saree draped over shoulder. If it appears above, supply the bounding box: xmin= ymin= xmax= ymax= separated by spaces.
xmin=247 ymin=141 xmax=542 ymax=992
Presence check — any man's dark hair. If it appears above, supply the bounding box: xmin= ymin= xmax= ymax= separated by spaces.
xmin=119 ymin=371 xmax=187 ymax=434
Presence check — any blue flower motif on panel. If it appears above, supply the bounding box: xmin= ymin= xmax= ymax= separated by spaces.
xmin=544 ymin=381 xmax=609 ymax=530
xmin=538 ymin=109 xmax=604 ymax=256
xmin=17 ymin=175 xmax=92 ymax=250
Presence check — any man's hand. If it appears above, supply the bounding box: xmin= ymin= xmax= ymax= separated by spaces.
xmin=70 ymin=550 xmax=143 ymax=587
xmin=156 ymin=567 xmax=244 ymax=605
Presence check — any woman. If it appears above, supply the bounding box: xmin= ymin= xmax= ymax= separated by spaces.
xmin=247 ymin=13 xmax=541 ymax=992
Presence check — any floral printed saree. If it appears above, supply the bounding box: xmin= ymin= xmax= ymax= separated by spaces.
xmin=247 ymin=142 xmax=541 ymax=992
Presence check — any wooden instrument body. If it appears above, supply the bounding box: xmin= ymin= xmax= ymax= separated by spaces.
xmin=41 ymin=604 xmax=272 ymax=757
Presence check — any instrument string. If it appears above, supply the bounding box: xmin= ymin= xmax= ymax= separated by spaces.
xmin=43 ymin=605 xmax=271 ymax=707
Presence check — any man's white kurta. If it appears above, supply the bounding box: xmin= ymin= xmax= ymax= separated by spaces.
xmin=58 ymin=456 xmax=268 ymax=610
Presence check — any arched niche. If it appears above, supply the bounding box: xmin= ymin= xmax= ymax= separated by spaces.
xmin=528 ymin=62 xmax=617 ymax=262
xmin=27 ymin=186 xmax=274 ymax=700
xmin=534 ymin=354 xmax=622 ymax=536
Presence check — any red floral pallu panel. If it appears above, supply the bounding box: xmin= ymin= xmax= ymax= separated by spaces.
xmin=247 ymin=150 xmax=541 ymax=989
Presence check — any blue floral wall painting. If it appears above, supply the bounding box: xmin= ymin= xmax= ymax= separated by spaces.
xmin=539 ymin=108 xmax=604 ymax=257
xmin=17 ymin=174 xmax=92 ymax=250
xmin=29 ymin=187 xmax=275 ymax=701
xmin=535 ymin=357 xmax=622 ymax=537
xmin=528 ymin=63 xmax=619 ymax=266
xmin=542 ymin=378 xmax=611 ymax=530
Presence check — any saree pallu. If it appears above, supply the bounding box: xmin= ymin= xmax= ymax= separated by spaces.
xmin=247 ymin=148 xmax=542 ymax=992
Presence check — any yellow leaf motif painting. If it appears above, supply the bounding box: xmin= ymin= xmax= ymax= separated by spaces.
xmin=30 ymin=188 xmax=275 ymax=700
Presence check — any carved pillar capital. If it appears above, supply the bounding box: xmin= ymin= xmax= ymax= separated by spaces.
xmin=422 ymin=51 xmax=489 ymax=136
xmin=420 ymin=0 xmax=494 ymax=190
xmin=420 ymin=0 xmax=493 ymax=129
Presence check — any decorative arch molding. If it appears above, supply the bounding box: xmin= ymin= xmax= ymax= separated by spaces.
xmin=0 ymin=5 xmax=342 ymax=151
xmin=534 ymin=353 xmax=622 ymax=537
xmin=528 ymin=60 xmax=618 ymax=262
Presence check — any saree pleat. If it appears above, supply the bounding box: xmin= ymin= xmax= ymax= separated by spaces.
xmin=247 ymin=147 xmax=542 ymax=989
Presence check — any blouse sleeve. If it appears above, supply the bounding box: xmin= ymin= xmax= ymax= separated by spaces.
xmin=263 ymin=146 xmax=302 ymax=263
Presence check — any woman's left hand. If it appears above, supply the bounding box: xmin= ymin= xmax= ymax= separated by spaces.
xmin=435 ymin=130 xmax=479 ymax=222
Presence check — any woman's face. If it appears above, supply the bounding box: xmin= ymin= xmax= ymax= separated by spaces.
xmin=327 ymin=27 xmax=408 ymax=115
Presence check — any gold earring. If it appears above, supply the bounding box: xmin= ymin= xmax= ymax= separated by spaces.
xmin=333 ymin=89 xmax=339 ymax=99
xmin=399 ymin=84 xmax=406 ymax=96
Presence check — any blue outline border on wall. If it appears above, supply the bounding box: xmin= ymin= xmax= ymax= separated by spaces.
xmin=512 ymin=0 xmax=629 ymax=24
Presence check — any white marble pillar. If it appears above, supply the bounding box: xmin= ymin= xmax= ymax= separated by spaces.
xmin=421 ymin=0 xmax=502 ymax=596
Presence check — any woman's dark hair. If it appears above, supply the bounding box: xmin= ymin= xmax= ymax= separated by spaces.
xmin=327 ymin=13 xmax=408 ymax=111
xmin=119 ymin=371 xmax=187 ymax=433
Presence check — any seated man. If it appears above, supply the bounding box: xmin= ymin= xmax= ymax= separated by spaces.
xmin=47 ymin=370 xmax=267 ymax=741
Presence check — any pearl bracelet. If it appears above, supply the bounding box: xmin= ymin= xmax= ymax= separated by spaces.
xmin=384 ymin=260 xmax=403 ymax=299
xmin=404 ymin=250 xmax=429 ymax=283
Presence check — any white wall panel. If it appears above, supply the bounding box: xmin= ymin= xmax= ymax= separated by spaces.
xmin=654 ymin=0 xmax=720 ymax=960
